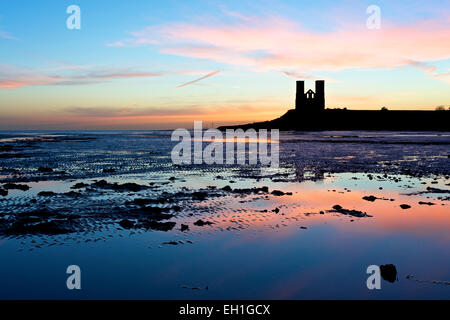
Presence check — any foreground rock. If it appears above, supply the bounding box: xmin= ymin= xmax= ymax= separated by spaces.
xmin=194 ymin=219 xmax=214 ymax=226
xmin=119 ymin=219 xmax=135 ymax=229
xmin=362 ymin=195 xmax=377 ymax=202
xmin=139 ymin=220 xmax=176 ymax=231
xmin=329 ymin=205 xmax=372 ymax=218
xmin=3 ymin=183 xmax=30 ymax=191
xmin=380 ymin=264 xmax=397 ymax=283
xmin=92 ymin=180 xmax=149 ymax=192
xmin=418 ymin=201 xmax=435 ymax=205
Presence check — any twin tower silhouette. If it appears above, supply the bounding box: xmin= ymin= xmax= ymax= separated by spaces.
xmin=295 ymin=80 xmax=325 ymax=112
xmin=219 ymin=79 xmax=450 ymax=131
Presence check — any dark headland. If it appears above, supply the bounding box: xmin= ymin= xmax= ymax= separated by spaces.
xmin=219 ymin=80 xmax=449 ymax=131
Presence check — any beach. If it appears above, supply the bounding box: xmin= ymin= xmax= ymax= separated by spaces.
xmin=0 ymin=130 xmax=449 ymax=299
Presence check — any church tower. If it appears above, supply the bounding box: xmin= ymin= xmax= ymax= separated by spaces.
xmin=295 ymin=80 xmax=325 ymax=112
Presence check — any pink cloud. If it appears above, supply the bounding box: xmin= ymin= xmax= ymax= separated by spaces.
xmin=117 ymin=16 xmax=450 ymax=74
xmin=75 ymin=70 xmax=163 ymax=79
xmin=0 ymin=65 xmax=62 ymax=88
xmin=0 ymin=78 xmax=57 ymax=88
xmin=0 ymin=62 xmax=222 ymax=89
xmin=0 ymin=64 xmax=165 ymax=89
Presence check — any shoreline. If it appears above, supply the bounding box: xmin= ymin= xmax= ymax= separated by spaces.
xmin=219 ymin=109 xmax=450 ymax=131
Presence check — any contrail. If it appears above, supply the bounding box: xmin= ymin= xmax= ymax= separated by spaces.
xmin=176 ymin=70 xmax=221 ymax=88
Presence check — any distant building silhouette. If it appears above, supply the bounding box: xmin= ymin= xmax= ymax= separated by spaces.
xmin=218 ymin=79 xmax=450 ymax=131
xmin=295 ymin=80 xmax=325 ymax=112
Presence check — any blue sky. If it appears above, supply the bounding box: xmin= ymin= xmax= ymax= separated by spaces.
xmin=0 ymin=0 xmax=449 ymax=129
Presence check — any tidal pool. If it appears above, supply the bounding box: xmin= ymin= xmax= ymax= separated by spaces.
xmin=0 ymin=131 xmax=449 ymax=299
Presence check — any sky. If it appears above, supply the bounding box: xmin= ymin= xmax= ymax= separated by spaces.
xmin=0 ymin=0 xmax=449 ymax=130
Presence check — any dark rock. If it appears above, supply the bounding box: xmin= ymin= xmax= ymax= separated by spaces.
xmin=330 ymin=205 xmax=372 ymax=218
xmin=133 ymin=198 xmax=153 ymax=206
xmin=180 ymin=224 xmax=189 ymax=232
xmin=38 ymin=191 xmax=57 ymax=197
xmin=192 ymin=191 xmax=207 ymax=201
xmin=426 ymin=187 xmax=450 ymax=194
xmin=141 ymin=221 xmax=176 ymax=232
xmin=71 ymin=182 xmax=88 ymax=189
xmin=0 ymin=188 xmax=7 ymax=196
xmin=380 ymin=264 xmax=397 ymax=283
xmin=132 ymin=206 xmax=174 ymax=221
xmin=222 ymin=185 xmax=232 ymax=192
xmin=38 ymin=167 xmax=54 ymax=173
xmin=115 ymin=182 xmax=147 ymax=192
xmin=93 ymin=179 xmax=109 ymax=188
xmin=362 ymin=195 xmax=378 ymax=202
xmin=103 ymin=168 xmax=116 ymax=173
xmin=231 ymin=187 xmax=269 ymax=195
xmin=418 ymin=201 xmax=435 ymax=205
xmin=400 ymin=204 xmax=411 ymax=209
xmin=140 ymin=206 xmax=162 ymax=214
xmin=193 ymin=219 xmax=214 ymax=226
xmin=119 ymin=219 xmax=135 ymax=229
xmin=92 ymin=180 xmax=148 ymax=192
xmin=3 ymin=183 xmax=30 ymax=191
xmin=271 ymin=190 xmax=285 ymax=196
xmin=163 ymin=241 xmax=179 ymax=245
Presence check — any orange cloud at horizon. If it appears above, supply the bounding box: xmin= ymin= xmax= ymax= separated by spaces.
xmin=0 ymin=102 xmax=285 ymax=130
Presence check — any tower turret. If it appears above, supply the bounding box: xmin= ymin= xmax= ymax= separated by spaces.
xmin=315 ymin=80 xmax=325 ymax=111
xmin=295 ymin=81 xmax=305 ymax=111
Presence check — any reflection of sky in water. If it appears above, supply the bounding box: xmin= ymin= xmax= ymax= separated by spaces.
xmin=0 ymin=172 xmax=449 ymax=299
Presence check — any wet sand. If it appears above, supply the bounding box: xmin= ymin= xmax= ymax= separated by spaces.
xmin=0 ymin=131 xmax=449 ymax=299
